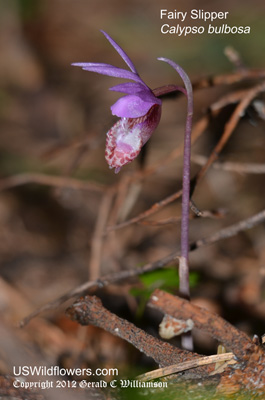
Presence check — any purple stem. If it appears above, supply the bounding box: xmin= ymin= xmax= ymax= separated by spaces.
xmin=157 ymin=59 xmax=193 ymax=350
xmin=157 ymin=58 xmax=193 ymax=300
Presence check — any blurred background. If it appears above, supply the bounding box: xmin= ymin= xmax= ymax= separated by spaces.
xmin=0 ymin=0 xmax=265 ymax=395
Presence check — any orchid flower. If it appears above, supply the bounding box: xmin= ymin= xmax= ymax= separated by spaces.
xmin=72 ymin=30 xmax=162 ymax=173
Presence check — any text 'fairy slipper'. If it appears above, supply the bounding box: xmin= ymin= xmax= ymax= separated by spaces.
xmin=72 ymin=30 xmax=162 ymax=173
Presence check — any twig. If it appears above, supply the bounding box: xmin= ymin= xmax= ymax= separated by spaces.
xmin=152 ymin=69 xmax=265 ymax=99
xmin=192 ymin=68 xmax=265 ymax=90
xmin=105 ymin=189 xmax=183 ymax=233
xmin=19 ymin=207 xmax=265 ymax=327
xmin=66 ymin=295 xmax=202 ymax=368
xmin=139 ymin=208 xmax=226 ymax=227
xmin=19 ymin=251 xmax=180 ymax=328
xmin=192 ymin=155 xmax=265 ymax=174
xmin=42 ymin=133 xmax=102 ymax=160
xmin=148 ymin=289 xmax=256 ymax=359
xmin=224 ymin=46 xmax=246 ymax=72
xmin=89 ymin=189 xmax=115 ymax=280
xmin=209 ymin=89 xmax=250 ymax=112
xmin=0 ymin=172 xmax=105 ymax=193
xmin=192 ymin=80 xmax=265 ymax=191
xmin=137 ymin=352 xmax=235 ymax=381
xmin=108 ymin=174 xmax=142 ymax=225
xmin=194 ymin=208 xmax=265 ymax=248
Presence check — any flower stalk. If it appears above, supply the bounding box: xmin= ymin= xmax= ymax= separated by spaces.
xmin=155 ymin=61 xmax=193 ymax=350
xmin=155 ymin=59 xmax=193 ymax=303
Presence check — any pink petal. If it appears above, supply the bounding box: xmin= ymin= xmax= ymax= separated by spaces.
xmin=105 ymin=104 xmax=162 ymax=172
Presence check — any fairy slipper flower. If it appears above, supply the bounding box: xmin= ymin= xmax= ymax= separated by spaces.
xmin=72 ymin=30 xmax=162 ymax=173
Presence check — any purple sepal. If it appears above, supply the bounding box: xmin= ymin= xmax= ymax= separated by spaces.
xmin=109 ymin=82 xmax=147 ymax=94
xmin=100 ymin=30 xmax=138 ymax=74
xmin=72 ymin=63 xmax=144 ymax=83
